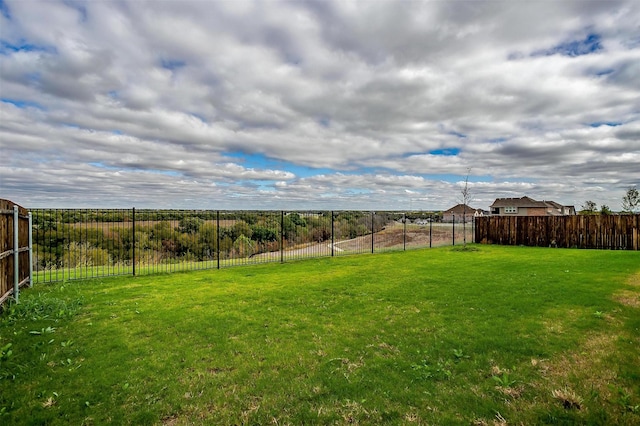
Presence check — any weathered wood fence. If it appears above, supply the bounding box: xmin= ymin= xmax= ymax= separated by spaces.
xmin=0 ymin=199 xmax=32 ymax=305
xmin=475 ymin=215 xmax=640 ymax=250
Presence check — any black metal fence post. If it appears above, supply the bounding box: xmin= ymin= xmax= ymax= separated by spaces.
xmin=429 ymin=215 xmax=433 ymax=248
xmin=280 ymin=210 xmax=284 ymax=263
xmin=403 ymin=212 xmax=406 ymax=251
xmin=132 ymin=207 xmax=136 ymax=276
xmin=331 ymin=211 xmax=335 ymax=257
xmin=217 ymin=210 xmax=220 ymax=270
xmin=452 ymin=214 xmax=455 ymax=246
xmin=371 ymin=211 xmax=374 ymax=253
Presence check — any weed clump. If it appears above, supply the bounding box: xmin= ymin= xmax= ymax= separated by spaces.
xmin=552 ymin=388 xmax=583 ymax=410
xmin=1 ymin=287 xmax=83 ymax=325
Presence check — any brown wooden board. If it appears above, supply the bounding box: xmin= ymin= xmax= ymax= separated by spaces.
xmin=476 ymin=214 xmax=640 ymax=250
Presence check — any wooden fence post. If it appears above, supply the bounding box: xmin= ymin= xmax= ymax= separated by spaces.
xmin=13 ymin=206 xmax=19 ymax=302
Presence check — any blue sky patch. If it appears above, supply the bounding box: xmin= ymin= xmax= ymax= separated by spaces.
xmin=189 ymin=112 xmax=207 ymax=123
xmin=317 ymin=117 xmax=331 ymax=128
xmin=0 ymin=0 xmax=10 ymax=19
xmin=0 ymin=40 xmax=55 ymax=55
xmin=589 ymin=121 xmax=622 ymax=128
xmin=533 ymin=33 xmax=603 ymax=57
xmin=161 ymin=59 xmax=186 ymax=71
xmin=225 ymin=151 xmax=334 ymax=177
xmin=448 ymin=131 xmax=466 ymax=139
xmin=246 ymin=180 xmax=277 ymax=190
xmin=1 ymin=98 xmax=45 ymax=110
xmin=592 ymin=68 xmax=615 ymax=77
xmin=429 ymin=148 xmax=461 ymax=156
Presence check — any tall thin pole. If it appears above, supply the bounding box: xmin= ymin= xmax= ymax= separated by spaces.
xmin=217 ymin=210 xmax=220 ymax=269
xmin=371 ymin=212 xmax=375 ymax=253
xmin=13 ymin=206 xmax=19 ymax=303
xmin=28 ymin=212 xmax=33 ymax=287
xmin=452 ymin=215 xmax=455 ymax=246
xmin=403 ymin=213 xmax=406 ymax=251
xmin=280 ymin=211 xmax=284 ymax=263
xmin=331 ymin=211 xmax=335 ymax=257
xmin=429 ymin=215 xmax=432 ymax=248
xmin=132 ymin=207 xmax=136 ymax=276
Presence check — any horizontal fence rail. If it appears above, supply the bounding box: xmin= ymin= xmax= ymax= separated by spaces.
xmin=476 ymin=215 xmax=640 ymax=250
xmin=30 ymin=209 xmax=475 ymax=284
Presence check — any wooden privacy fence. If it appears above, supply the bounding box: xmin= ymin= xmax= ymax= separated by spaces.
xmin=475 ymin=214 xmax=640 ymax=250
xmin=0 ymin=199 xmax=32 ymax=305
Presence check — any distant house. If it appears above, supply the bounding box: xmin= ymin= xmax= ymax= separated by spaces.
xmin=490 ymin=196 xmax=576 ymax=216
xmin=442 ymin=204 xmax=485 ymax=223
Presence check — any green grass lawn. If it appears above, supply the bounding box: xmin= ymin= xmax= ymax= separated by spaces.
xmin=1 ymin=245 xmax=639 ymax=425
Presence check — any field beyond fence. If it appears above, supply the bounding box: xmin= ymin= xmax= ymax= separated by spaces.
xmin=476 ymin=214 xmax=640 ymax=250
xmin=29 ymin=209 xmax=474 ymax=284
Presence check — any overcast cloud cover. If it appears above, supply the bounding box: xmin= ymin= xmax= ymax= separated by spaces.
xmin=1 ymin=0 xmax=639 ymax=210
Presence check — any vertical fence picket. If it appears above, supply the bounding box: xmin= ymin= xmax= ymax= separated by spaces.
xmin=476 ymin=215 xmax=640 ymax=250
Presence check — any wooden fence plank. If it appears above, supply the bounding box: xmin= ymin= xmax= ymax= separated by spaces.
xmin=0 ymin=199 xmax=30 ymax=305
xmin=476 ymin=214 xmax=640 ymax=250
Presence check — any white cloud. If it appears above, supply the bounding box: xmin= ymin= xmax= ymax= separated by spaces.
xmin=1 ymin=0 xmax=639 ymax=211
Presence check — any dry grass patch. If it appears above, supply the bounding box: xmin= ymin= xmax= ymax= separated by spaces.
xmin=542 ymin=308 xmax=581 ymax=335
xmin=552 ymin=387 xmax=584 ymax=410
xmin=626 ymin=272 xmax=640 ymax=287
xmin=612 ymin=272 xmax=640 ymax=308
xmin=531 ymin=332 xmax=629 ymax=416
xmin=543 ymin=332 xmax=617 ymax=387
xmin=614 ymin=290 xmax=640 ymax=308
xmin=473 ymin=412 xmax=510 ymax=426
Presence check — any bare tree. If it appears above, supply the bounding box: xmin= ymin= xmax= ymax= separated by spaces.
xmin=460 ymin=168 xmax=472 ymax=248
xmin=622 ymin=186 xmax=639 ymax=213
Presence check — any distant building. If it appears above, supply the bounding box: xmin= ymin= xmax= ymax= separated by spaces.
xmin=490 ymin=196 xmax=576 ymax=216
xmin=442 ymin=204 xmax=485 ymax=223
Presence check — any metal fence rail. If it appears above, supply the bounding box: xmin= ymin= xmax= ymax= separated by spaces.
xmin=30 ymin=209 xmax=474 ymax=284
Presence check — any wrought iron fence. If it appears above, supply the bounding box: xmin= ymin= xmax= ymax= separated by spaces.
xmin=30 ymin=209 xmax=475 ymax=284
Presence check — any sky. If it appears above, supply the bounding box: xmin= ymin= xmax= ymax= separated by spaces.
xmin=1 ymin=0 xmax=639 ymax=211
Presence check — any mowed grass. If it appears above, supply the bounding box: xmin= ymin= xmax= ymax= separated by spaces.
xmin=1 ymin=246 xmax=639 ymax=425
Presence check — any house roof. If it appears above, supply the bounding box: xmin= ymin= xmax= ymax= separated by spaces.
xmin=490 ymin=196 xmax=547 ymax=208
xmin=443 ymin=204 xmax=479 ymax=214
xmin=544 ymin=200 xmax=563 ymax=209
xmin=490 ymin=196 xmax=574 ymax=215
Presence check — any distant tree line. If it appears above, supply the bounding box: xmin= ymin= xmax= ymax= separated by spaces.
xmin=580 ymin=187 xmax=639 ymax=215
xmin=31 ymin=210 xmax=414 ymax=270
